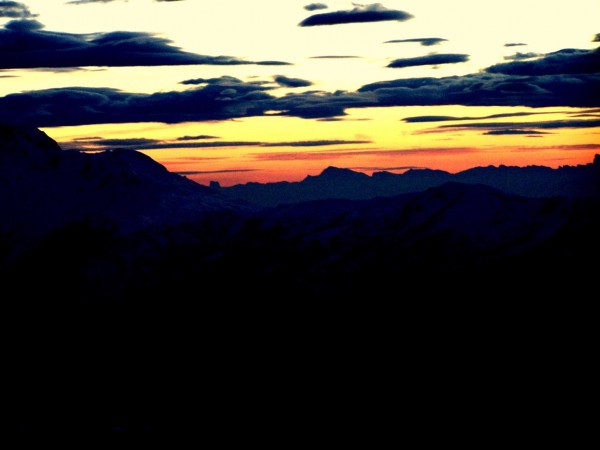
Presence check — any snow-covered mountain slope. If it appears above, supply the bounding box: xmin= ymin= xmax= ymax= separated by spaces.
xmin=221 ymin=156 xmax=600 ymax=207
xmin=0 ymin=124 xmax=251 ymax=260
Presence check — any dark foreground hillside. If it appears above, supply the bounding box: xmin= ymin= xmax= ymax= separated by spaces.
xmin=3 ymin=125 xmax=598 ymax=435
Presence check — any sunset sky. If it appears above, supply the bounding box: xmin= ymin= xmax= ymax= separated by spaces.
xmin=1 ymin=0 xmax=599 ymax=185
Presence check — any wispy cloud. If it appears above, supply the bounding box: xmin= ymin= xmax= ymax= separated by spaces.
xmin=61 ymin=136 xmax=372 ymax=152
xmin=252 ymin=147 xmax=476 ymax=161
xmin=261 ymin=140 xmax=371 ymax=147
xmin=384 ymin=38 xmax=447 ymax=46
xmin=503 ymin=52 xmax=542 ymax=61
xmin=402 ymin=112 xmax=558 ymax=123
xmin=0 ymin=1 xmax=35 ymax=18
xmin=423 ymin=119 xmax=600 ymax=134
xmin=299 ymin=3 xmax=413 ymax=27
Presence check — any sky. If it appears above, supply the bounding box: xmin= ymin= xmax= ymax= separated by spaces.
xmin=1 ymin=0 xmax=599 ymax=185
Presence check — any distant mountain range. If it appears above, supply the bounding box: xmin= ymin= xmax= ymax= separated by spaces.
xmin=220 ymin=158 xmax=600 ymax=206
xmin=2 ymin=124 xmax=599 ymax=434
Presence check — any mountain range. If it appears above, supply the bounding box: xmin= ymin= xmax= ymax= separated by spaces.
xmin=220 ymin=157 xmax=600 ymax=206
xmin=2 ymin=124 xmax=599 ymax=434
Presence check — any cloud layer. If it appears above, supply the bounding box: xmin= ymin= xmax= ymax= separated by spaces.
xmin=487 ymin=48 xmax=600 ymax=75
xmin=2 ymin=44 xmax=599 ymax=126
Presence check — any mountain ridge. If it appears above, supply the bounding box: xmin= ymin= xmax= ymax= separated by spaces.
xmin=220 ymin=155 xmax=600 ymax=206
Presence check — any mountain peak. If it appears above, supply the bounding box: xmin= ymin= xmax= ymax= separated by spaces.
xmin=318 ymin=166 xmax=368 ymax=180
xmin=0 ymin=124 xmax=62 ymax=162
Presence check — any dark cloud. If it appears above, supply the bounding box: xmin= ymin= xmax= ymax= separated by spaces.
xmin=3 ymin=45 xmax=600 ymax=128
xmin=384 ymin=38 xmax=447 ymax=46
xmin=504 ymin=52 xmax=541 ymax=61
xmin=487 ymin=48 xmax=600 ymax=75
xmin=274 ymin=75 xmax=313 ymax=88
xmin=73 ymin=141 xmax=263 ymax=151
xmin=84 ymin=138 xmax=159 ymax=147
xmin=180 ymin=76 xmax=273 ymax=86
xmin=176 ymin=135 xmax=219 ymax=141
xmin=299 ymin=3 xmax=413 ymax=27
xmin=483 ymin=129 xmax=551 ymax=135
xmin=270 ymin=90 xmax=376 ymax=119
xmin=402 ymin=112 xmax=555 ymax=123
xmin=0 ymin=19 xmax=289 ymax=69
xmin=594 ymin=33 xmax=600 ymax=42
xmin=387 ymin=53 xmax=469 ymax=68
xmin=359 ymin=71 xmax=600 ymax=108
xmin=504 ymin=43 xmax=527 ymax=47
xmin=304 ymin=3 xmax=328 ymax=11
xmin=0 ymin=1 xmax=35 ymax=18
xmin=0 ymin=78 xmax=276 ymax=126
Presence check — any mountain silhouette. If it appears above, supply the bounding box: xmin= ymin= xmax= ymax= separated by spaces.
xmin=221 ymin=158 xmax=600 ymax=206
xmin=2 ymin=124 xmax=599 ymax=434
xmin=2 ymin=123 xmax=599 ymax=299
xmin=0 ymin=124 xmax=250 ymax=264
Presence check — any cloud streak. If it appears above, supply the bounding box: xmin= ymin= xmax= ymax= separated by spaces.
xmin=387 ymin=53 xmax=469 ymax=68
xmin=251 ymin=147 xmax=476 ymax=161
xmin=384 ymin=38 xmax=447 ymax=46
xmin=424 ymin=119 xmax=600 ymax=134
xmin=402 ymin=112 xmax=558 ymax=123
xmin=299 ymin=3 xmax=413 ymax=27
xmin=483 ymin=129 xmax=551 ymax=135
xmin=61 ymin=136 xmax=371 ymax=152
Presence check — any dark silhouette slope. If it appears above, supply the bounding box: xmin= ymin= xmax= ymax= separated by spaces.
xmin=2 ymin=124 xmax=599 ymax=435
xmin=0 ymin=124 xmax=250 ymax=263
